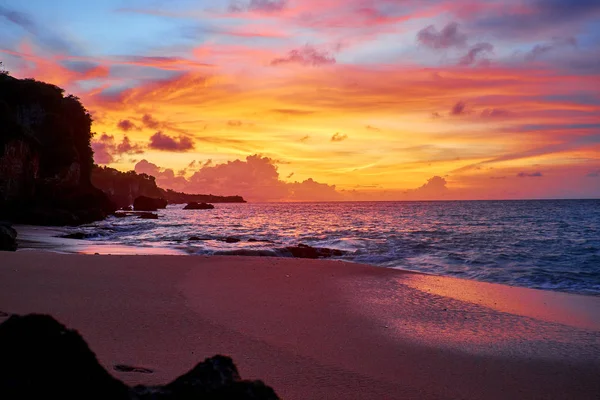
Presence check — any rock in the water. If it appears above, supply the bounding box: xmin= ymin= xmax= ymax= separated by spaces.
xmin=0 ymin=314 xmax=280 ymax=400
xmin=133 ymin=196 xmax=168 ymax=211
xmin=121 ymin=206 xmax=132 ymax=211
xmin=113 ymin=212 xmax=135 ymax=218
xmin=189 ymin=236 xmax=211 ymax=241
xmin=138 ymin=212 xmax=159 ymax=220
xmin=184 ymin=202 xmax=215 ymax=210
xmin=0 ymin=223 xmax=17 ymax=251
xmin=223 ymin=237 xmax=241 ymax=244
xmin=285 ymin=244 xmax=345 ymax=259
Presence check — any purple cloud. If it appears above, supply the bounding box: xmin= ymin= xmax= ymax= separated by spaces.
xmin=117 ymin=119 xmax=139 ymax=132
xmin=459 ymin=42 xmax=494 ymax=66
xmin=517 ymin=171 xmax=543 ymax=178
xmin=417 ymin=22 xmax=467 ymax=49
xmin=149 ymin=131 xmax=195 ymax=152
xmin=271 ymin=46 xmax=336 ymax=66
xmin=450 ymin=101 xmax=467 ymax=116
xmin=142 ymin=114 xmax=161 ymax=129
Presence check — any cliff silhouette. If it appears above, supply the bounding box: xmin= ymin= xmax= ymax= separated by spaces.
xmin=92 ymin=166 xmax=246 ymax=209
xmin=0 ymin=72 xmax=115 ymax=225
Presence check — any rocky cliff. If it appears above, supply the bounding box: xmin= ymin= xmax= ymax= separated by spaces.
xmin=0 ymin=74 xmax=115 ymax=225
xmin=91 ymin=166 xmax=164 ymax=209
xmin=92 ymin=167 xmax=246 ymax=208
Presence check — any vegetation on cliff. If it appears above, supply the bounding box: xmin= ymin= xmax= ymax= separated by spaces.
xmin=92 ymin=166 xmax=246 ymax=208
xmin=0 ymin=71 xmax=114 ymax=225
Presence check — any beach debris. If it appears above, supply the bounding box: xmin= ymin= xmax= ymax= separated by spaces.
xmin=134 ymin=196 xmax=168 ymax=212
xmin=183 ymin=202 xmax=215 ymax=210
xmin=0 ymin=314 xmax=281 ymax=400
xmin=0 ymin=223 xmax=17 ymax=252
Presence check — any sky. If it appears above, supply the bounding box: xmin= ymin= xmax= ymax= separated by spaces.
xmin=1 ymin=0 xmax=599 ymax=201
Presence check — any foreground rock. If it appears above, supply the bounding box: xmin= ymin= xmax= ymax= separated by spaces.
xmin=133 ymin=196 xmax=168 ymax=211
xmin=285 ymin=244 xmax=345 ymax=259
xmin=0 ymin=314 xmax=280 ymax=400
xmin=184 ymin=202 xmax=215 ymax=210
xmin=0 ymin=222 xmax=17 ymax=251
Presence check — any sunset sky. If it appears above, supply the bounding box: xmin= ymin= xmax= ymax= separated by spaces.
xmin=1 ymin=0 xmax=599 ymax=201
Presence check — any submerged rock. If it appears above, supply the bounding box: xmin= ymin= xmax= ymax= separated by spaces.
xmin=59 ymin=232 xmax=88 ymax=240
xmin=138 ymin=212 xmax=159 ymax=220
xmin=222 ymin=237 xmax=241 ymax=244
xmin=285 ymin=244 xmax=345 ymax=259
xmin=0 ymin=222 xmax=17 ymax=251
xmin=183 ymin=202 xmax=215 ymax=210
xmin=0 ymin=314 xmax=280 ymax=399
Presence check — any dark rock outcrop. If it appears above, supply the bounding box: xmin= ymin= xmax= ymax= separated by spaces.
xmin=222 ymin=237 xmax=241 ymax=244
xmin=163 ymin=189 xmax=246 ymax=204
xmin=133 ymin=196 xmax=167 ymax=211
xmin=92 ymin=167 xmax=165 ymax=210
xmin=285 ymin=244 xmax=345 ymax=259
xmin=0 ymin=74 xmax=115 ymax=226
xmin=92 ymin=167 xmax=246 ymax=209
xmin=0 ymin=314 xmax=279 ymax=400
xmin=183 ymin=202 xmax=215 ymax=210
xmin=0 ymin=222 xmax=17 ymax=251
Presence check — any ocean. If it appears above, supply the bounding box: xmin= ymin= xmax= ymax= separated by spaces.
xmin=63 ymin=199 xmax=600 ymax=296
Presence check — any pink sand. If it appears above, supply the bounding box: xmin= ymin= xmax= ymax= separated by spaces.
xmin=0 ymin=251 xmax=599 ymax=399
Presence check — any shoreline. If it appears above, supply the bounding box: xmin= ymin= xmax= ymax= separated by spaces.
xmin=14 ymin=223 xmax=600 ymax=298
xmin=1 ymin=251 xmax=599 ymax=399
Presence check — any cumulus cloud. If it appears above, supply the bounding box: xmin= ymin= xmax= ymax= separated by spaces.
xmin=117 ymin=119 xmax=139 ymax=132
xmin=408 ymin=176 xmax=449 ymax=198
xmin=149 ymin=131 xmax=194 ymax=152
xmin=331 ymin=132 xmax=348 ymax=142
xmin=92 ymin=133 xmax=144 ymax=164
xmin=417 ymin=22 xmax=467 ymax=49
xmin=136 ymin=155 xmax=341 ymax=202
xmin=459 ymin=42 xmax=493 ymax=66
xmin=271 ymin=46 xmax=336 ymax=66
xmin=135 ymin=160 xmax=189 ymax=191
xmin=517 ymin=171 xmax=543 ymax=178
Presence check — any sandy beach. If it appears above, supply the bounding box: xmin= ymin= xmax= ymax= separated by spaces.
xmin=1 ymin=251 xmax=599 ymax=399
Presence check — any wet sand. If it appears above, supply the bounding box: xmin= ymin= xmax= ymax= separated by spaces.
xmin=1 ymin=251 xmax=599 ymax=399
